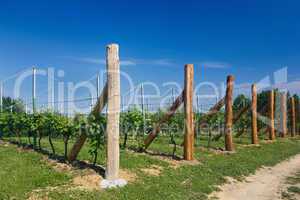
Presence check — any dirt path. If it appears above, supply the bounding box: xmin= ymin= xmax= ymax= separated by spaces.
xmin=209 ymin=154 xmax=300 ymax=200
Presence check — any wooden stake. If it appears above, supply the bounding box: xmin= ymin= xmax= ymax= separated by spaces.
xmin=183 ymin=64 xmax=194 ymax=160
xmin=106 ymin=44 xmax=120 ymax=180
xmin=205 ymin=97 xmax=225 ymax=116
xmin=91 ymin=83 xmax=108 ymax=117
xmin=280 ymin=93 xmax=287 ymax=138
xmin=251 ymin=84 xmax=258 ymax=144
xmin=224 ymin=75 xmax=234 ymax=151
xmin=213 ymin=98 xmax=251 ymax=142
xmin=144 ymin=91 xmax=184 ymax=149
xmin=233 ymin=104 xmax=250 ymax=124
xmin=198 ymin=97 xmax=225 ymax=125
xmin=295 ymin=98 xmax=299 ymax=135
xmin=290 ymin=97 xmax=296 ymax=137
xmin=68 ymin=77 xmax=108 ymax=162
xmin=199 ymin=97 xmax=227 ymax=142
xmin=268 ymin=90 xmax=276 ymax=140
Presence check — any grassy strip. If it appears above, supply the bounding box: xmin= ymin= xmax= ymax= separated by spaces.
xmin=281 ymin=169 xmax=300 ymax=199
xmin=0 ymin=145 xmax=70 ymax=200
xmin=2 ymin=137 xmax=300 ymax=199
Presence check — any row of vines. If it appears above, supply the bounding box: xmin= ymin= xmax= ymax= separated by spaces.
xmin=0 ymin=89 xmax=299 ymax=163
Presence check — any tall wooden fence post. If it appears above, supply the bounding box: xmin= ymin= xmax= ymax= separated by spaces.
xmin=251 ymin=84 xmax=258 ymax=144
xmin=295 ymin=98 xmax=299 ymax=135
xmin=101 ymin=44 xmax=126 ymax=188
xmin=183 ymin=64 xmax=194 ymax=160
xmin=290 ymin=97 xmax=296 ymax=137
xmin=268 ymin=90 xmax=276 ymax=140
xmin=280 ymin=93 xmax=287 ymax=137
xmin=224 ymin=75 xmax=234 ymax=151
xmin=106 ymin=43 xmax=120 ymax=180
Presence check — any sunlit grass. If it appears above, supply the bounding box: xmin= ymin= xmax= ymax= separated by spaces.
xmin=1 ymin=136 xmax=300 ymax=200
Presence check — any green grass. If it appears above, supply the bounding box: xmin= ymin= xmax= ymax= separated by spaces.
xmin=282 ymin=169 xmax=300 ymax=199
xmin=287 ymin=186 xmax=300 ymax=194
xmin=286 ymin=171 xmax=300 ymax=185
xmin=1 ymin=136 xmax=300 ymax=200
xmin=0 ymin=145 xmax=70 ymax=200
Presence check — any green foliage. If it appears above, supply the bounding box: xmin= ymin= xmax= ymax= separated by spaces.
xmin=0 ymin=113 xmax=12 ymax=137
xmin=0 ymin=111 xmax=107 ymax=161
xmin=120 ymin=108 xmax=144 ymax=148
xmin=1 ymin=97 xmax=25 ymax=113
xmin=87 ymin=115 xmax=106 ymax=164
xmin=168 ymin=112 xmax=185 ymax=132
xmin=0 ymin=88 xmax=298 ymax=163
xmin=73 ymin=114 xmax=89 ymax=137
xmin=121 ymin=108 xmax=143 ymax=133
xmin=233 ymin=94 xmax=250 ymax=111
xmin=233 ymin=94 xmax=251 ymax=136
xmin=30 ymin=113 xmax=46 ymax=134
xmin=55 ymin=115 xmax=75 ymax=139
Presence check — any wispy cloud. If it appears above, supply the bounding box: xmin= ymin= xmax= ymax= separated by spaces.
xmin=67 ymin=57 xmax=136 ymax=66
xmin=200 ymin=61 xmax=231 ymax=69
xmin=235 ymin=82 xmax=252 ymax=89
xmin=130 ymin=58 xmax=175 ymax=66
xmin=237 ymin=80 xmax=300 ymax=93
xmin=273 ymin=81 xmax=300 ymax=91
xmin=288 ymin=74 xmax=300 ymax=82
xmin=121 ymin=60 xmax=137 ymax=66
xmin=75 ymin=57 xmax=105 ymax=65
xmin=150 ymin=59 xmax=175 ymax=66
xmin=66 ymin=56 xmax=176 ymax=67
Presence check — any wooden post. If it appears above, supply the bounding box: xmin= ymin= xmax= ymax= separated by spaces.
xmin=91 ymin=83 xmax=108 ymax=117
xmin=268 ymin=90 xmax=276 ymax=140
xmin=233 ymin=104 xmax=250 ymax=124
xmin=295 ymin=98 xmax=299 ymax=135
xmin=198 ymin=97 xmax=225 ymax=125
xmin=251 ymin=84 xmax=258 ymax=144
xmin=106 ymin=44 xmax=121 ymax=180
xmin=290 ymin=97 xmax=296 ymax=137
xmin=205 ymin=97 xmax=225 ymax=116
xmin=183 ymin=64 xmax=194 ymax=160
xmin=0 ymin=82 xmax=3 ymax=113
xmin=224 ymin=75 xmax=234 ymax=151
xmin=280 ymin=93 xmax=287 ymax=137
xmin=144 ymin=92 xmax=184 ymax=149
xmin=68 ymin=83 xmax=108 ymax=162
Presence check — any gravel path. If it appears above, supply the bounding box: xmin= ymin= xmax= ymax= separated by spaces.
xmin=209 ymin=154 xmax=300 ymax=200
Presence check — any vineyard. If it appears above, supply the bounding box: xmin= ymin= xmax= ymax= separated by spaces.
xmin=1 ymin=88 xmax=299 ymax=161
xmin=1 ymin=44 xmax=300 ymax=200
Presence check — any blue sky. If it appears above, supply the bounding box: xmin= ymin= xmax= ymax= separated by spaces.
xmin=0 ymin=0 xmax=300 ymax=111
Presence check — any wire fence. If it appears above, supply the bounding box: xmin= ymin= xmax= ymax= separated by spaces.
xmin=1 ymin=67 xmax=298 ymax=156
xmin=0 ymin=67 xmax=228 ymax=116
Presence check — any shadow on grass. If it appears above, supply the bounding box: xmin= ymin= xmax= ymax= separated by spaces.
xmin=128 ymin=145 xmax=182 ymax=161
xmin=4 ymin=139 xmax=106 ymax=177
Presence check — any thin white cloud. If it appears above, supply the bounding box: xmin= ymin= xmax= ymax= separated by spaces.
xmin=128 ymin=58 xmax=175 ymax=66
xmin=77 ymin=57 xmax=105 ymax=65
xmin=149 ymin=59 xmax=175 ymax=66
xmin=235 ymin=82 xmax=252 ymax=89
xmin=66 ymin=57 xmax=136 ymax=66
xmin=121 ymin=60 xmax=137 ymax=66
xmin=257 ymin=76 xmax=272 ymax=91
xmin=288 ymin=73 xmax=300 ymax=78
xmin=237 ymin=80 xmax=300 ymax=94
xmin=67 ymin=56 xmax=176 ymax=67
xmin=288 ymin=75 xmax=300 ymax=82
xmin=273 ymin=81 xmax=300 ymax=91
xmin=201 ymin=61 xmax=231 ymax=69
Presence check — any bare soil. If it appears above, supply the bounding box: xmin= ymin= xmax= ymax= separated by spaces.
xmin=209 ymin=154 xmax=300 ymax=200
